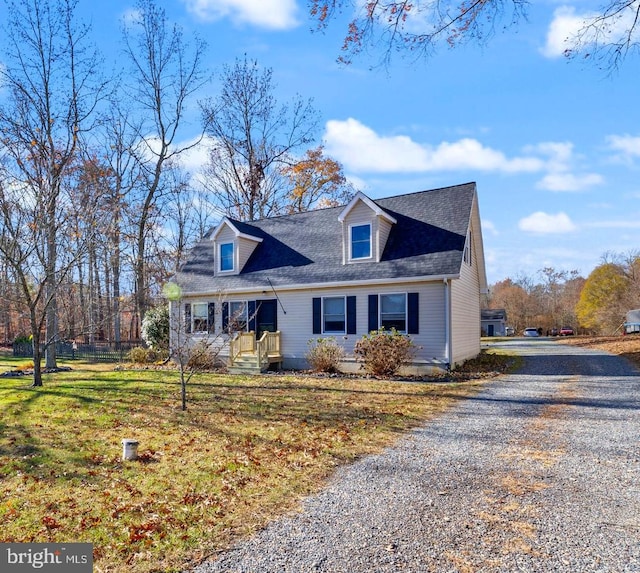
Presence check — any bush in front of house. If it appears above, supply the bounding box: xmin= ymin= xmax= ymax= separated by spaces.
xmin=128 ymin=346 xmax=168 ymax=364
xmin=141 ymin=305 xmax=169 ymax=352
xmin=185 ymin=340 xmax=217 ymax=370
xmin=354 ymin=328 xmax=416 ymax=376
xmin=306 ymin=337 xmax=345 ymax=372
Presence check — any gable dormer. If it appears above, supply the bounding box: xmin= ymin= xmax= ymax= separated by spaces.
xmin=338 ymin=192 xmax=397 ymax=264
xmin=211 ymin=217 xmax=263 ymax=275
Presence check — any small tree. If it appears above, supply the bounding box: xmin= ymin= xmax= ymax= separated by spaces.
xmin=354 ymin=328 xmax=416 ymax=377
xmin=164 ymin=283 xmax=225 ymax=410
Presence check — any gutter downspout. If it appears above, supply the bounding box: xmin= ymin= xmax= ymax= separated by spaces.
xmin=444 ymin=278 xmax=451 ymax=370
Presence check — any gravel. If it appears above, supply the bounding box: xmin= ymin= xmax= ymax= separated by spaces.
xmin=188 ymin=339 xmax=640 ymax=572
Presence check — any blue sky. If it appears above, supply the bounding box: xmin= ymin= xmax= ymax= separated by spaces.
xmin=6 ymin=0 xmax=640 ymax=285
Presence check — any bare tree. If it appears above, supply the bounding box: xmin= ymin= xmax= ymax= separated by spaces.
xmin=0 ymin=165 xmax=106 ymax=386
xmin=309 ymin=0 xmax=640 ymax=68
xmin=569 ymin=1 xmax=640 ymax=69
xmin=165 ymin=284 xmax=226 ymax=411
xmin=200 ymin=56 xmax=319 ymax=221
xmin=121 ymin=0 xmax=209 ymax=327
xmin=0 ymin=0 xmax=106 ymax=376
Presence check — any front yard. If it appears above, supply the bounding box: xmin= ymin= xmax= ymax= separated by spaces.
xmin=0 ymin=352 xmax=508 ymax=572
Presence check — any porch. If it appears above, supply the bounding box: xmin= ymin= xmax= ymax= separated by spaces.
xmin=228 ymin=330 xmax=282 ymax=374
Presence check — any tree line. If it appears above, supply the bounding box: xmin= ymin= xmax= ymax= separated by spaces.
xmin=485 ymin=253 xmax=640 ymax=336
xmin=0 ymin=0 xmax=353 ymax=386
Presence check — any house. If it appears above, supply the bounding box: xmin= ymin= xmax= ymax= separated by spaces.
xmin=624 ymin=309 xmax=640 ymax=335
xmin=481 ymin=308 xmax=508 ymax=337
xmin=171 ymin=182 xmax=488 ymax=374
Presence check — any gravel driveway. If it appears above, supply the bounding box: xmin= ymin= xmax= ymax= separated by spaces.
xmin=189 ymin=339 xmax=640 ymax=572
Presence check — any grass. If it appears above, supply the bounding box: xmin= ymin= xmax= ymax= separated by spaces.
xmin=0 ymin=351 xmax=512 ymax=572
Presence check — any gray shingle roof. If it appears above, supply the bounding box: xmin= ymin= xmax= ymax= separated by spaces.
xmin=176 ymin=182 xmax=477 ymax=294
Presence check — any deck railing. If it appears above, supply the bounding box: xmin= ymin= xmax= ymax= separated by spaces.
xmin=256 ymin=331 xmax=281 ymax=366
xmin=229 ymin=331 xmax=281 ymax=366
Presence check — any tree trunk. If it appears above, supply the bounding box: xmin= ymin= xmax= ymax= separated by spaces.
xmin=31 ymin=324 xmax=43 ymax=387
xmin=45 ymin=215 xmax=58 ymax=369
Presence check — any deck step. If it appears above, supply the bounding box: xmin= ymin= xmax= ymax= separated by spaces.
xmin=228 ymin=353 xmax=265 ymax=375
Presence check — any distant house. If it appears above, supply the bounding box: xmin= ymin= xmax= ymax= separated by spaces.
xmin=171 ymin=182 xmax=488 ymax=374
xmin=481 ymin=308 xmax=508 ymax=337
xmin=624 ymin=309 xmax=640 ymax=335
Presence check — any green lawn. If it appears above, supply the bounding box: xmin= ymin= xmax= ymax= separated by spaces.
xmin=0 ymin=352 xmax=501 ymax=572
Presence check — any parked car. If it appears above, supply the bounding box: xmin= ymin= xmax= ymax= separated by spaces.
xmin=559 ymin=326 xmax=574 ymax=336
xmin=523 ymin=327 xmax=539 ymax=337
xmin=549 ymin=328 xmax=558 ymax=336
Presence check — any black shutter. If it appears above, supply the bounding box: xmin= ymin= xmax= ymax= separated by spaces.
xmin=408 ymin=292 xmax=419 ymax=334
xmin=248 ymin=301 xmax=257 ymax=332
xmin=346 ymin=296 xmax=357 ymax=335
xmin=207 ymin=302 xmax=215 ymax=334
xmin=368 ymin=295 xmax=378 ymax=333
xmin=312 ymin=297 xmax=321 ymax=334
xmin=184 ymin=303 xmax=191 ymax=334
xmin=222 ymin=302 xmax=229 ymax=331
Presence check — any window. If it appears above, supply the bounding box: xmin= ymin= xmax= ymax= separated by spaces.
xmin=350 ymin=223 xmax=371 ymax=260
xmin=192 ymin=302 xmax=209 ymax=333
xmin=380 ymin=293 xmax=406 ymax=332
xmin=323 ymin=297 xmax=346 ymax=333
xmin=463 ymin=231 xmax=472 ymax=266
xmin=228 ymin=301 xmax=248 ymax=332
xmin=313 ymin=296 xmax=356 ymax=335
xmin=219 ymin=242 xmax=234 ymax=272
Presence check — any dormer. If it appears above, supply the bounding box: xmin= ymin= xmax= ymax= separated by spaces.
xmin=211 ymin=217 xmax=263 ymax=275
xmin=338 ymin=192 xmax=397 ymax=264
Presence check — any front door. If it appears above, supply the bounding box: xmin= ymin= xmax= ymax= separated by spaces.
xmin=255 ymin=299 xmax=277 ymax=338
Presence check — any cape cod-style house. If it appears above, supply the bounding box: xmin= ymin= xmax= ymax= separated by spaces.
xmin=171 ymin=182 xmax=488 ymax=374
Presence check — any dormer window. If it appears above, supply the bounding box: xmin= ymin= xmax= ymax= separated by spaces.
xmin=219 ymin=242 xmax=234 ymax=272
xmin=350 ymin=223 xmax=371 ymax=260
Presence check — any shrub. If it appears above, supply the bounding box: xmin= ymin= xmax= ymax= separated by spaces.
xmin=13 ymin=334 xmax=32 ymax=345
xmin=306 ymin=337 xmax=345 ymax=372
xmin=128 ymin=346 xmax=169 ymax=364
xmin=128 ymin=346 xmax=150 ymax=364
xmin=353 ymin=328 xmax=416 ymax=376
xmin=186 ymin=341 xmax=216 ymax=370
xmin=141 ymin=305 xmax=169 ymax=351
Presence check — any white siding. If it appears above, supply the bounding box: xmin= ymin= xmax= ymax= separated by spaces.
xmin=237 ymin=236 xmax=259 ymax=271
xmin=343 ymin=202 xmax=377 ymax=261
xmin=450 ymin=229 xmax=481 ymax=365
xmin=213 ymin=227 xmax=259 ymax=274
xmin=377 ymin=218 xmax=392 ymax=260
xmin=177 ymin=280 xmax=449 ymax=373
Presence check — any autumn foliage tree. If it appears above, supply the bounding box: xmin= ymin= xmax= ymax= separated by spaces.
xmin=576 ymin=261 xmax=635 ymax=334
xmin=282 ymin=146 xmax=354 ymax=213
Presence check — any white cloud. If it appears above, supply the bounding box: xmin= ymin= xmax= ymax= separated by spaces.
xmin=482 ymin=219 xmax=499 ymax=236
xmin=542 ymin=4 xmax=640 ymax=58
xmin=607 ymin=134 xmax=640 ymax=159
xmin=519 ymin=211 xmax=577 ymax=234
xmin=323 ymin=118 xmax=544 ymax=174
xmin=524 ymin=140 xmax=604 ymax=192
xmin=182 ymin=0 xmax=299 ymax=29
xmin=541 ymin=6 xmax=590 ymax=58
xmin=537 ymin=172 xmax=603 ymax=192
